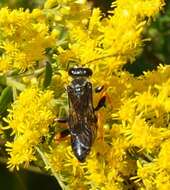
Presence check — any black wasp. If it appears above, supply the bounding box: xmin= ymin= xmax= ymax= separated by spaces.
xmin=57 ymin=67 xmax=106 ymax=162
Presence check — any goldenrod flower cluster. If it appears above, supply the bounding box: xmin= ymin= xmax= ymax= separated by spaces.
xmin=0 ymin=0 xmax=169 ymax=190
xmin=4 ymin=88 xmax=55 ymax=170
xmin=0 ymin=7 xmax=56 ymax=72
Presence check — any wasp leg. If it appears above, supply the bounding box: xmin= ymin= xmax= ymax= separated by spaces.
xmin=60 ymin=129 xmax=70 ymax=137
xmin=94 ymin=96 xmax=106 ymax=111
xmin=95 ymin=85 xmax=104 ymax=93
xmin=54 ymin=118 xmax=68 ymax=123
xmin=54 ymin=129 xmax=70 ymax=143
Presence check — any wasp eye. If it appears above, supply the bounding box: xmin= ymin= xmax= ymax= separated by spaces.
xmin=68 ymin=68 xmax=93 ymax=77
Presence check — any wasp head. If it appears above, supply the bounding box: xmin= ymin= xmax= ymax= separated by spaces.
xmin=68 ymin=67 xmax=92 ymax=78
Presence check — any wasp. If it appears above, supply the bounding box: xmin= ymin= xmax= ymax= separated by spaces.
xmin=57 ymin=67 xmax=106 ymax=162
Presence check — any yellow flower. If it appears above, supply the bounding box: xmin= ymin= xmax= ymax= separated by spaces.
xmin=157 ymin=139 xmax=170 ymax=170
xmin=0 ymin=8 xmax=55 ymax=73
xmin=156 ymin=170 xmax=170 ymax=190
xmin=88 ymin=8 xmax=101 ymax=32
xmin=0 ymin=56 xmax=12 ymax=72
xmin=117 ymin=99 xmax=136 ymax=123
xmin=46 ymin=143 xmax=67 ymax=173
xmin=124 ymin=116 xmax=161 ymax=151
xmin=134 ymin=160 xmax=156 ymax=189
xmin=6 ymin=132 xmax=37 ymax=170
xmin=0 ymin=0 xmax=167 ymax=189
xmin=64 ymin=147 xmax=82 ymax=176
xmin=5 ymin=87 xmax=55 ymax=169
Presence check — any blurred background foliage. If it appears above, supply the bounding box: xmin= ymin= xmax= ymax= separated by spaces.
xmin=0 ymin=0 xmax=170 ymax=190
xmin=0 ymin=0 xmax=45 ymax=9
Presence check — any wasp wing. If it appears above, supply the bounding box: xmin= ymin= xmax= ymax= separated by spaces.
xmin=67 ymin=81 xmax=97 ymax=147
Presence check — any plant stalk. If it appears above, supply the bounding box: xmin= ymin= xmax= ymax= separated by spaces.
xmin=36 ymin=147 xmax=68 ymax=190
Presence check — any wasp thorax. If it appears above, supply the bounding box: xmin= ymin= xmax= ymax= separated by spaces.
xmin=68 ymin=67 xmax=93 ymax=77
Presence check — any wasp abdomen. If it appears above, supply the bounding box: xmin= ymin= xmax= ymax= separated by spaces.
xmin=71 ymin=134 xmax=91 ymax=162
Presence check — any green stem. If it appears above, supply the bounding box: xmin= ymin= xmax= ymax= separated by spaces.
xmin=15 ymin=173 xmax=28 ymax=190
xmin=6 ymin=77 xmax=26 ymax=91
xmin=0 ymin=156 xmax=48 ymax=175
xmin=12 ymin=86 xmax=17 ymax=101
xmin=36 ymin=147 xmax=68 ymax=190
xmin=0 ymin=156 xmax=6 ymax=164
xmin=15 ymin=67 xmax=45 ymax=78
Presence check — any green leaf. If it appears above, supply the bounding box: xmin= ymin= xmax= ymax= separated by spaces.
xmin=0 ymin=75 xmax=6 ymax=85
xmin=43 ymin=61 xmax=53 ymax=89
xmin=0 ymin=86 xmax=13 ymax=115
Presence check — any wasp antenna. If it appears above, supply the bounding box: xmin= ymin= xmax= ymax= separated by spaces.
xmin=84 ymin=53 xmax=124 ymax=65
xmin=67 ymin=58 xmax=81 ymax=71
